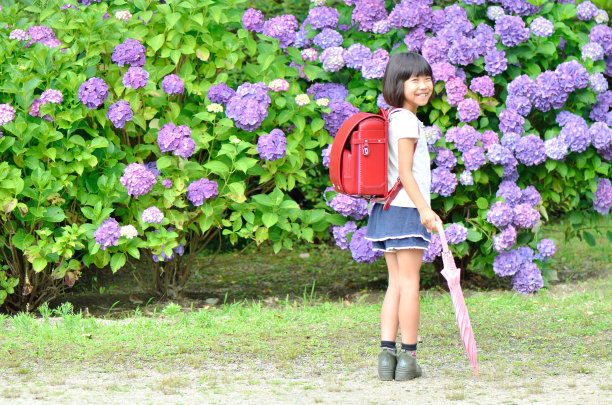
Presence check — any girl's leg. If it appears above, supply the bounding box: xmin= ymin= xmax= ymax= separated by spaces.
xmin=380 ymin=251 xmax=400 ymax=342
xmin=395 ymin=249 xmax=423 ymax=345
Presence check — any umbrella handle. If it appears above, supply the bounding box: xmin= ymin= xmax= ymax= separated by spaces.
xmin=435 ymin=221 xmax=450 ymax=253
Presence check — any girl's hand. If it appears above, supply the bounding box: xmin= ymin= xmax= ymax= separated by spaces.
xmin=419 ymin=207 xmax=441 ymax=233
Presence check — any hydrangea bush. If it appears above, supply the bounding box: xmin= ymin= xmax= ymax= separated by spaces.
xmin=242 ymin=0 xmax=611 ymax=294
xmin=0 ymin=0 xmax=330 ymax=311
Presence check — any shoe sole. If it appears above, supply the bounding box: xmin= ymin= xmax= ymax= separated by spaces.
xmin=395 ymin=366 xmax=422 ymax=381
xmin=378 ymin=364 xmax=395 ymax=381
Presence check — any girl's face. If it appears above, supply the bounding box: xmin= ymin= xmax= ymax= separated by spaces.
xmin=403 ymin=74 xmax=434 ymax=112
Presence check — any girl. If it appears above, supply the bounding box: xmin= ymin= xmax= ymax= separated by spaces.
xmin=365 ymin=52 xmax=442 ymax=381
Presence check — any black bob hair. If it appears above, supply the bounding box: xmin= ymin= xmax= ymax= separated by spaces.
xmin=382 ymin=52 xmax=434 ymax=108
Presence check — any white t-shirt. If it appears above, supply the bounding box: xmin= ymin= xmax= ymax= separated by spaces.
xmin=386 ymin=109 xmax=431 ymax=208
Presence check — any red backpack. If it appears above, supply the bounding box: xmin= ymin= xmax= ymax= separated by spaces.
xmin=329 ymin=108 xmax=415 ymax=210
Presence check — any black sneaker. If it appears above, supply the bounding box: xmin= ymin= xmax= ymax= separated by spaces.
xmin=394 ymin=349 xmax=422 ymax=381
xmin=378 ymin=348 xmax=397 ymax=381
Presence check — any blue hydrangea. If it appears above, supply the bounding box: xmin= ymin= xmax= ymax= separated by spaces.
xmin=497 ymin=180 xmax=522 ymax=207
xmin=431 ymin=167 xmax=457 ymax=197
xmin=331 ymin=221 xmax=357 ymax=250
xmin=493 ymin=225 xmax=517 ymax=252
xmin=512 ymin=203 xmax=541 ymax=229
xmin=515 ymin=134 xmax=546 ymax=166
xmin=349 ymin=227 xmax=383 ymax=263
xmin=257 ymin=129 xmax=286 ymax=161
xmin=511 ymin=262 xmax=543 ymax=294
xmin=487 ymin=201 xmax=514 ymax=228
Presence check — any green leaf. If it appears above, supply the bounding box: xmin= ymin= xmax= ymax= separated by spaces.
xmin=476 ymin=197 xmax=489 ymax=210
xmin=539 ymin=42 xmax=556 ymax=56
xmin=110 ymin=253 xmax=127 ymax=273
xmin=467 ymin=228 xmax=483 ymax=242
xmin=262 ymin=212 xmax=279 ymax=228
xmin=127 ymin=247 xmax=140 ymax=260
xmin=148 ymin=34 xmax=165 ymax=52
xmin=44 ymin=207 xmax=66 ymax=223
xmin=33 ymin=258 xmax=48 ymax=272
xmin=204 ymin=160 xmax=229 ymax=177
xmin=582 ymin=231 xmax=596 ymax=247
xmin=234 ymin=157 xmax=258 ymax=173
xmin=606 ymin=230 xmax=612 ymax=244
xmin=90 ymin=137 xmax=109 ymax=149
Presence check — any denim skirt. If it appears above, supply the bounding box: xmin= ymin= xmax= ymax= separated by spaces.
xmin=365 ymin=203 xmax=431 ymax=252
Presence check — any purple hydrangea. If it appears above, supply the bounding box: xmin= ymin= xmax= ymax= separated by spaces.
xmin=345 ymin=44 xmax=372 ymax=70
xmin=560 ymin=119 xmax=591 ymax=153
xmin=512 ymin=203 xmax=541 ymax=228
xmin=531 ymin=71 xmax=567 ymax=112
xmin=493 ymin=249 xmax=522 ymax=277
xmin=445 ymin=77 xmax=468 ymax=107
xmin=480 ymin=130 xmax=500 ymax=148
xmin=422 ymin=233 xmax=442 ymax=263
xmin=377 ymin=93 xmax=391 ymax=109
xmin=123 ymin=67 xmax=149 ymax=89
xmin=145 ymin=162 xmax=160 ymax=178
xmin=515 ymin=134 xmax=546 ymax=166
xmin=404 ymin=27 xmax=428 ymax=52
xmin=520 ymin=186 xmax=541 ymax=206
xmin=555 ymin=60 xmax=589 ymax=93
xmin=448 ymin=36 xmax=479 ymax=66
xmin=208 ymin=83 xmax=236 ymax=105
xmin=322 ymin=101 xmax=359 ymax=137
xmin=162 ymin=74 xmax=184 ymax=95
xmin=332 ymin=221 xmax=357 ymax=250
xmin=445 ymin=223 xmax=468 ymax=244
xmin=486 ymin=144 xmax=514 ymax=167
xmin=497 ymin=181 xmax=522 ymax=207
xmin=484 ymin=49 xmax=507 ymax=76
xmin=325 ymin=188 xmax=368 ymax=219
xmin=350 ymin=227 xmax=383 ymax=263
xmin=120 ymin=163 xmax=157 ymax=198
xmin=142 ymin=207 xmax=164 ymax=224
xmin=78 ymin=77 xmax=109 ymax=109
xmin=499 ymin=109 xmax=525 ymax=135
xmin=495 ymin=15 xmax=529 ymax=47
xmin=506 ymin=95 xmax=532 ymax=117
xmin=94 ymin=218 xmax=121 ymax=251
xmin=187 ymin=178 xmax=218 ymax=206
xmin=593 ymin=178 xmax=612 ymax=214
xmin=470 ymin=76 xmax=494 ymax=97
xmin=106 ymin=100 xmax=133 ymax=129
xmin=474 ymin=24 xmax=497 ymax=56
xmin=226 ymin=82 xmax=271 ymax=132
xmin=487 ymin=6 xmax=505 ymax=21
xmin=422 ymin=37 xmax=450 ymax=65
xmin=319 ymin=46 xmax=346 ymax=72
xmin=544 ymin=137 xmax=569 ymax=161
xmin=434 ymin=148 xmax=457 ymax=169
xmin=589 ymin=73 xmax=608 ymax=94
xmin=424 ymin=125 xmax=443 ymax=146
xmin=0 ymin=104 xmax=16 ymax=126
xmin=29 ymin=98 xmax=51 ymax=121
xmin=591 ymin=122 xmax=612 ymax=150
xmin=307 ymin=83 xmax=348 ymax=102
xmin=301 ymin=48 xmax=318 ymax=62
xmin=263 ymin=15 xmax=298 ymax=48
xmin=463 ymin=146 xmax=486 ymax=171
xmin=501 ymin=132 xmax=521 ymax=152
xmin=431 ymin=167 xmax=457 ymax=197
xmin=595 ymin=10 xmax=609 ymax=25
xmin=175 ymin=137 xmax=195 ymax=159
xmin=40 ymin=89 xmax=63 ymax=104
xmin=589 ymin=25 xmax=612 ymax=56
xmin=451 ymin=125 xmax=480 ymax=153
xmin=388 ymin=1 xmax=419 ymax=29
xmin=508 ymin=74 xmax=536 ymax=98
xmin=537 ymin=239 xmax=556 ymax=258
xmin=431 ymin=62 xmax=455 ymax=83
xmin=257 ymin=129 xmax=286 ymax=161
xmin=582 ymin=42 xmax=604 ymax=62
xmin=352 ymin=0 xmax=387 ymax=32
xmin=111 ymin=38 xmax=145 ymax=67
xmin=576 ymin=1 xmax=598 ymax=21
xmin=529 ymin=17 xmax=554 ymax=37
xmin=242 ymin=8 xmax=264 ymax=32
xmin=362 ymin=49 xmax=389 ymax=80
xmin=26 ymin=26 xmax=61 ymax=48
xmin=487 ymin=201 xmax=514 ymax=228
xmin=9 ymin=29 xmax=29 ymax=41
xmin=303 ymin=6 xmax=340 ymax=30
xmin=493 ymin=225 xmax=517 ymax=252
xmin=313 ymin=28 xmax=343 ymax=50
xmin=457 ymin=99 xmax=481 ymax=123
xmin=512 ymin=262 xmax=543 ymax=294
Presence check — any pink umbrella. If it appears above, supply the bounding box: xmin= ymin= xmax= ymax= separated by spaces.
xmin=435 ymin=222 xmax=479 ymax=376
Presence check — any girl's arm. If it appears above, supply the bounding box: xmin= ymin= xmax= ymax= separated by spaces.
xmin=397 ymin=138 xmax=441 ymax=232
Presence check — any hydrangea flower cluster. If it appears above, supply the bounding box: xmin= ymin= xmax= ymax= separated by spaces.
xmin=303 ymin=6 xmax=339 ymax=30
xmin=120 ymin=225 xmax=138 ymax=240
xmin=469 ymin=76 xmax=494 ymax=97
xmin=0 ymin=104 xmax=16 ymax=126
xmin=321 ymin=145 xmax=332 ymax=167
xmin=457 ymin=99 xmax=480 ymax=123
xmin=94 ymin=218 xmax=122 ymax=250
xmin=295 ymin=94 xmax=310 ymax=106
xmin=319 ymin=46 xmax=346 ymax=72
xmin=115 ymin=10 xmax=132 ymax=22
xmin=444 ymin=223 xmax=468 ymax=244
xmin=186 ymin=178 xmax=219 ymax=206
xmin=78 ymin=77 xmax=108 ymax=109
xmin=257 ymin=129 xmax=287 ymax=161
xmin=157 ymin=123 xmax=195 ymax=159
xmin=142 ymin=207 xmax=164 ymax=224
xmin=515 ymin=134 xmax=546 ymax=166
xmin=162 ymin=74 xmax=185 ymax=95
xmin=307 ymin=83 xmax=348 ymax=102
xmin=589 ymin=73 xmax=608 ymax=94
xmin=301 ymin=48 xmax=318 ymax=62
xmin=576 ymin=1 xmax=599 ymax=21
xmin=242 ymin=8 xmax=264 ymax=32
xmin=593 ymin=178 xmax=612 ymax=215
xmin=529 ymin=17 xmax=554 ymax=37
xmin=589 ymin=25 xmax=612 ymax=57
xmin=225 ymin=82 xmax=271 ymax=132
xmin=321 ymin=101 xmax=359 ymax=136
xmin=112 ymin=38 xmax=146 ymax=67
xmin=349 ymin=227 xmax=383 ymax=263
xmin=313 ymin=28 xmax=343 ymax=49
xmin=122 ymin=67 xmax=149 ymax=89
xmin=331 ymin=221 xmax=357 ymax=250
xmin=324 ymin=187 xmax=368 ymax=219
xmin=208 ymin=82 xmax=236 ymax=105
xmin=351 ymin=0 xmax=387 ymax=32
xmin=495 ymin=15 xmax=529 ymax=47
xmin=511 ymin=262 xmax=544 ymax=294
xmin=263 ymin=15 xmax=298 ymax=48
xmin=361 ymin=49 xmax=389 ymax=79
xmin=268 ymin=79 xmax=289 ymax=92
xmin=431 ymin=167 xmax=457 ymax=197
xmin=26 ymin=26 xmax=61 ymax=48
xmin=120 ymin=164 xmax=157 ymax=198
xmin=493 ymin=225 xmax=517 ymax=252
xmin=9 ymin=29 xmax=29 ymax=41
xmin=106 ymin=100 xmax=133 ymax=129
xmin=537 ymin=239 xmax=556 ymax=258
xmin=345 ymin=44 xmax=372 ymax=70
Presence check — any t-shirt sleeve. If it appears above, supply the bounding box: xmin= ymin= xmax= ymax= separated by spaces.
xmin=389 ymin=110 xmax=419 ymax=139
